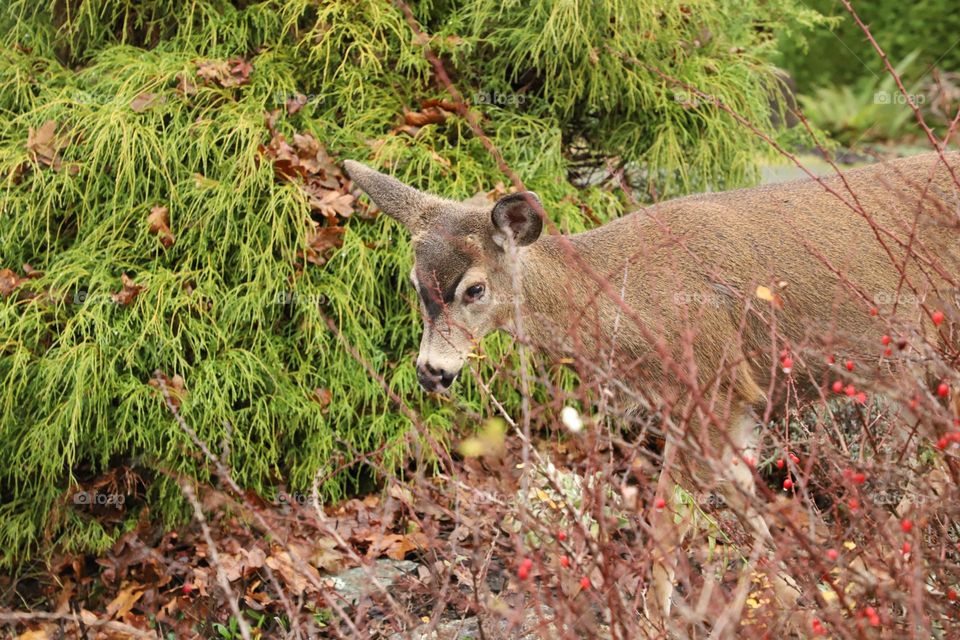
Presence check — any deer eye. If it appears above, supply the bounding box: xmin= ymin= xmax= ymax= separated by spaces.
xmin=464 ymin=283 xmax=485 ymax=302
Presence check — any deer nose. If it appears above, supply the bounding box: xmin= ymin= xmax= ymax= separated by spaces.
xmin=417 ymin=363 xmax=458 ymax=392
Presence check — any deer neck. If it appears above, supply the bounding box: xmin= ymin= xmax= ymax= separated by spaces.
xmin=507 ymin=234 xmax=593 ymax=351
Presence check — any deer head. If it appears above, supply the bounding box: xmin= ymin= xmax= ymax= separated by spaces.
xmin=344 ymin=161 xmax=543 ymax=392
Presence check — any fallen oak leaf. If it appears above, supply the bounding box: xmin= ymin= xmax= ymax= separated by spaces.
xmin=286 ymin=93 xmax=308 ymax=115
xmin=130 ymin=92 xmax=164 ymax=113
xmin=0 ymin=268 xmax=27 ymax=298
xmin=312 ymin=387 xmax=333 ymax=409
xmin=403 ymin=106 xmax=448 ymax=127
xmin=26 ymin=120 xmax=66 ymax=169
xmin=219 ymin=546 xmax=266 ymax=582
xmin=264 ymin=549 xmax=321 ymax=595
xmin=307 ymin=187 xmax=354 ymax=219
xmin=196 ymin=59 xmax=231 ymax=85
xmin=147 ymin=205 xmax=175 ymax=247
xmin=363 ymin=532 xmax=428 ymax=561
xmin=105 ymin=582 xmax=144 ymax=620
xmin=301 ymin=224 xmax=346 ymax=266
xmin=228 ymin=57 xmax=254 ymax=85
xmin=112 ymin=273 xmax=144 ymax=305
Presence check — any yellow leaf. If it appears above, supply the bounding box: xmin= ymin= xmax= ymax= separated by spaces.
xmin=755 ymin=285 xmax=783 ymax=308
xmin=457 ymin=437 xmax=485 ymax=458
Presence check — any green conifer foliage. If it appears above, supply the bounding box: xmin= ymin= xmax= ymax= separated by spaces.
xmin=0 ymin=0 xmax=820 ymax=566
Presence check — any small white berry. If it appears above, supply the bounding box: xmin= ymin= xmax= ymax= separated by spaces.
xmin=561 ymin=406 xmax=583 ymax=433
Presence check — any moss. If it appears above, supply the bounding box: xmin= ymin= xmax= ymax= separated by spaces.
xmin=0 ymin=0 xmax=822 ymax=568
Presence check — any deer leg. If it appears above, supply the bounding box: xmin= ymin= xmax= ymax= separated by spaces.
xmin=647 ymin=434 xmax=691 ymax=626
xmin=718 ymin=410 xmax=771 ymax=543
xmin=717 ymin=410 xmax=802 ymax=613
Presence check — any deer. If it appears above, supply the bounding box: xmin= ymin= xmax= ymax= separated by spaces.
xmin=344 ymin=152 xmax=960 ymax=628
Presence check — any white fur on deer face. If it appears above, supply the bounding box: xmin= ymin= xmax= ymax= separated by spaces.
xmin=344 ymin=161 xmax=542 ymax=392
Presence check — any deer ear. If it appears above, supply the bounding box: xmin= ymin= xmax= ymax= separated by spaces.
xmin=491 ymin=192 xmax=543 ymax=247
xmin=343 ymin=160 xmax=431 ymax=231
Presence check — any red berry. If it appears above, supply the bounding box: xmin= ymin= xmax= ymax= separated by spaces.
xmin=812 ymin=618 xmax=826 ymax=635
xmin=182 ymin=583 xmax=195 ymax=594
xmin=933 ymin=310 xmax=945 ymax=326
xmin=776 ymin=458 xmax=785 ymax=469
xmin=580 ymin=576 xmax=591 ymax=589
xmin=557 ymin=531 xmax=567 ymax=541
xmin=845 ymin=360 xmax=855 ymax=371
xmin=789 ymin=453 xmax=800 ymax=464
xmin=654 ymin=497 xmax=666 ymax=510
xmin=827 ymin=354 xmax=836 ymax=365
xmin=832 ymin=380 xmax=844 ymax=393
xmin=853 ymin=472 xmax=866 ymax=484
xmin=881 ymin=334 xmax=891 ymax=346
xmin=870 ymin=307 xmax=878 ymax=316
xmin=884 ymin=347 xmax=892 ymax=357
xmin=855 ymin=391 xmax=867 ymax=404
xmin=827 ymin=548 xmax=839 ymax=561
xmin=845 ymin=384 xmax=856 ymax=397
xmin=783 ymin=478 xmax=793 ymax=490
xmin=518 ymin=558 xmax=533 ymax=579
xmin=848 ymin=498 xmax=860 ymax=511
xmin=560 ymin=555 xmax=570 ymax=568
xmin=938 ymin=382 xmax=950 ymax=398
xmin=781 ymin=356 xmax=793 ymax=373
xmin=938 ymin=437 xmax=949 ymax=450
xmin=901 ymin=519 xmax=913 ymax=533
xmin=902 ymin=542 xmax=911 ymax=555
xmin=868 ymin=614 xmax=881 ymax=627
xmin=948 ymin=589 xmax=957 ymax=601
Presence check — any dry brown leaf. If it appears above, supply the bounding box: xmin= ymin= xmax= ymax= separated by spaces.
xmin=130 ymin=92 xmax=163 ymax=113
xmin=26 ymin=120 xmax=65 ymax=169
xmin=364 ymin=532 xmax=427 ymax=561
xmin=286 ymin=93 xmax=308 ymax=115
xmin=0 ymin=268 xmax=27 ymax=298
xmin=302 ymin=224 xmax=346 ymax=266
xmin=229 ymin=57 xmax=254 ymax=85
xmin=219 ymin=547 xmax=266 ymax=582
xmin=112 ymin=273 xmax=144 ymax=306
xmin=312 ymin=387 xmax=333 ymax=409
xmin=308 ymin=188 xmax=354 ymax=218
xmin=147 ymin=205 xmax=175 ymax=247
xmin=404 ymin=106 xmax=449 ymax=127
xmin=105 ymin=582 xmax=144 ymax=620
xmin=196 ymin=60 xmax=231 ymax=84
xmin=265 ymin=549 xmax=321 ymax=594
